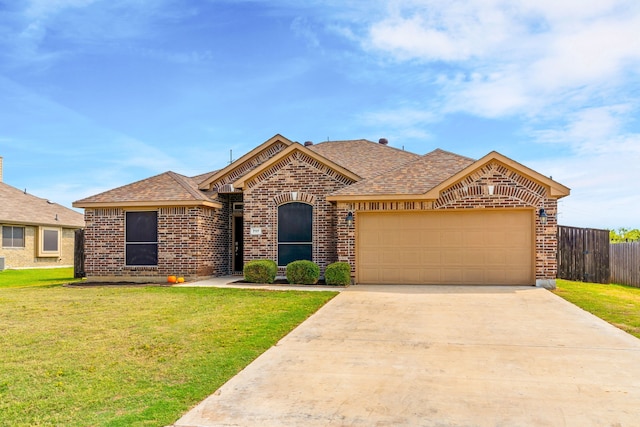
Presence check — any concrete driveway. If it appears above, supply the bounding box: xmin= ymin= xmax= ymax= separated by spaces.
xmin=173 ymin=285 xmax=640 ymax=426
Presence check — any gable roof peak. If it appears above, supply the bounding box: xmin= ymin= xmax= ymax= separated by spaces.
xmin=198 ymin=134 xmax=294 ymax=190
xmin=423 ymin=148 xmax=477 ymax=163
xmin=307 ymin=139 xmax=421 ymax=179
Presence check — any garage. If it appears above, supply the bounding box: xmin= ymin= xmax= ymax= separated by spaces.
xmin=357 ymin=209 xmax=534 ymax=285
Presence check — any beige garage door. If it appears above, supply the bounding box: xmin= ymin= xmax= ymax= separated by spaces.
xmin=357 ymin=210 xmax=534 ymax=285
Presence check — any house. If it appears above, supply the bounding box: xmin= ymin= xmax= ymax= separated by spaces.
xmin=73 ymin=134 xmax=570 ymax=288
xmin=0 ymin=157 xmax=85 ymax=270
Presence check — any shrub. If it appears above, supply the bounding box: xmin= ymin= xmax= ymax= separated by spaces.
xmin=243 ymin=259 xmax=277 ymax=284
xmin=286 ymin=260 xmax=320 ymax=285
xmin=324 ymin=262 xmax=351 ymax=286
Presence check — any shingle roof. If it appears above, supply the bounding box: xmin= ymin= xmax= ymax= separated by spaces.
xmin=329 ymin=149 xmax=475 ymax=197
xmin=191 ymin=170 xmax=220 ymax=185
xmin=73 ymin=171 xmax=217 ymax=207
xmin=0 ymin=182 xmax=84 ymax=228
xmin=307 ymin=140 xmax=421 ymax=179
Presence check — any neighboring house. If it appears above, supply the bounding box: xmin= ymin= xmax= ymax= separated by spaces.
xmin=0 ymin=157 xmax=85 ymax=270
xmin=73 ymin=134 xmax=570 ymax=288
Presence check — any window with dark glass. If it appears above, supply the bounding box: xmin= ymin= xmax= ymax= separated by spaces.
xmin=43 ymin=229 xmax=58 ymax=252
xmin=37 ymin=227 xmax=60 ymax=257
xmin=278 ymin=202 xmax=312 ymax=266
xmin=2 ymin=226 xmax=25 ymax=248
xmin=125 ymin=211 xmax=158 ymax=266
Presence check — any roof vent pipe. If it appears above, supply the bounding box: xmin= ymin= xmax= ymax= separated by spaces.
xmin=379 ymin=138 xmax=388 ymax=145
xmin=304 ymin=141 xmax=314 ymax=146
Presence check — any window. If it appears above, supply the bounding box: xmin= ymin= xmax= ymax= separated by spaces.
xmin=2 ymin=226 xmax=25 ymax=248
xmin=278 ymin=202 xmax=312 ymax=266
xmin=37 ymin=227 xmax=61 ymax=257
xmin=125 ymin=211 xmax=158 ymax=266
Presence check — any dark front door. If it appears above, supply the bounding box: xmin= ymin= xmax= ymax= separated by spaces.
xmin=233 ymin=215 xmax=244 ymax=272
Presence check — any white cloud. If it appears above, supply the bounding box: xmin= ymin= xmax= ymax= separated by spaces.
xmin=360 ymin=0 xmax=640 ymax=119
xmin=534 ymin=105 xmax=640 ymax=155
xmin=367 ymin=1 xmax=515 ymax=62
xmin=530 ymin=150 xmax=640 ymax=229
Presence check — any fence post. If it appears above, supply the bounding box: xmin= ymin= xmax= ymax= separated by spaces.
xmin=74 ymin=229 xmax=85 ymax=279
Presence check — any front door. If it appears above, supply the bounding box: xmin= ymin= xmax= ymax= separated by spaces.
xmin=233 ymin=215 xmax=244 ymax=272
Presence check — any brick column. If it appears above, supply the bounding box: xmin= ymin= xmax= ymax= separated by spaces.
xmin=535 ymin=198 xmax=558 ymax=289
xmin=336 ymin=203 xmax=356 ymax=280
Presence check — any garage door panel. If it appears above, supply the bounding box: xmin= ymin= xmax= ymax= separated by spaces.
xmin=420 ymin=268 xmax=442 ymax=283
xmin=359 ymin=249 xmax=381 ymax=265
xmin=486 ymin=250 xmax=507 ymax=265
xmin=441 ymin=249 xmax=462 ymax=265
xmin=442 ymin=231 xmax=463 ymax=246
xmin=442 ymin=268 xmax=463 ymax=283
xmin=357 ymin=210 xmax=534 ymax=285
xmin=464 ymin=230 xmax=486 ymax=247
xmin=465 ymin=248 xmax=487 ymax=265
xmin=420 ymin=230 xmax=441 ymax=244
xmin=421 ymin=250 xmax=442 ymax=266
xmin=463 ymin=268 xmax=486 ymax=283
xmin=507 ymin=249 xmax=530 ymax=265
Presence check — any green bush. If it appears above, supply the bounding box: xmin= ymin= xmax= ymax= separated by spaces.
xmin=324 ymin=262 xmax=351 ymax=286
xmin=243 ymin=259 xmax=277 ymax=284
xmin=286 ymin=260 xmax=320 ymax=285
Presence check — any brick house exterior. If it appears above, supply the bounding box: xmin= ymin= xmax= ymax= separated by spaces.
xmin=0 ymin=157 xmax=85 ymax=270
xmin=74 ymin=134 xmax=569 ymax=288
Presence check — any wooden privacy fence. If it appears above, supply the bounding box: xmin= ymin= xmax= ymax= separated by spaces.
xmin=557 ymin=226 xmax=610 ymax=284
xmin=610 ymin=242 xmax=640 ymax=287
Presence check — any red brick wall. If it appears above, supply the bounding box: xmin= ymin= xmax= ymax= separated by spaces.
xmin=242 ymin=152 xmax=351 ymax=275
xmin=83 ymin=206 xmax=227 ymax=281
xmin=335 ymin=161 xmax=560 ymax=283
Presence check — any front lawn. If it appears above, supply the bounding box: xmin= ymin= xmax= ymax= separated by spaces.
xmin=0 ymin=267 xmax=83 ymax=288
xmin=0 ymin=284 xmax=337 ymax=426
xmin=554 ymin=279 xmax=640 ymax=339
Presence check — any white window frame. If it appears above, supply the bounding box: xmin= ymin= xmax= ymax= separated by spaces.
xmin=38 ymin=226 xmax=61 ymax=257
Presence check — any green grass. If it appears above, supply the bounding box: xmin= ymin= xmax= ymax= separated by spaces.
xmin=0 ymin=281 xmax=337 ymax=426
xmin=554 ymin=279 xmax=640 ymax=339
xmin=0 ymin=267 xmax=83 ymax=288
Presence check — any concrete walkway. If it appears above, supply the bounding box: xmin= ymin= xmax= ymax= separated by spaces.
xmin=173 ymin=285 xmax=640 ymax=426
xmin=174 ymin=276 xmax=346 ymax=292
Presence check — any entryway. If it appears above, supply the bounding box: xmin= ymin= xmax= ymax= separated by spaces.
xmin=232 ymin=215 xmax=243 ymax=273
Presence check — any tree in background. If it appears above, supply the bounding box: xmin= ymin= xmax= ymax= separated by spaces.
xmin=610 ymin=228 xmax=640 ymax=242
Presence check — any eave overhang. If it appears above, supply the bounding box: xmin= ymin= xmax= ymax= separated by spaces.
xmin=72 ymin=200 xmax=223 ymax=209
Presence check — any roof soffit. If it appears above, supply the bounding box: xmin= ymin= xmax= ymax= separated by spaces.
xmin=72 ymin=200 xmax=223 ymax=209
xmin=197 ymin=134 xmax=294 ymax=190
xmin=232 ymin=143 xmax=361 ymax=189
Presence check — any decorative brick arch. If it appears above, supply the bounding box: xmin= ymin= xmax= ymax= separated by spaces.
xmin=435 ymin=161 xmax=547 ymax=208
xmin=273 ymin=191 xmax=316 ymax=206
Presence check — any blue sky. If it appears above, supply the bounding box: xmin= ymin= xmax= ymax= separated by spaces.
xmin=1 ymin=0 xmax=639 ymax=229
